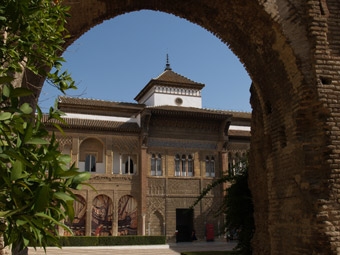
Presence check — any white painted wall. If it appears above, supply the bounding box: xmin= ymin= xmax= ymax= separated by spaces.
xmin=138 ymin=86 xmax=202 ymax=108
xmin=78 ymin=153 xmax=106 ymax=174
xmin=153 ymin=93 xmax=202 ymax=108
xmin=112 ymin=151 xmax=120 ymax=174
xmin=64 ymin=113 xmax=139 ymax=125
xmin=229 ymin=125 xmax=251 ymax=131
xmin=143 ymin=94 xmax=155 ymax=107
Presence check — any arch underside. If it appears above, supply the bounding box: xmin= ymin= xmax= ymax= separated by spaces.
xmin=28 ymin=0 xmax=339 ymax=253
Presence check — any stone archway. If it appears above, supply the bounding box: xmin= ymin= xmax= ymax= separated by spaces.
xmin=149 ymin=210 xmax=164 ymax=236
xmin=22 ymin=1 xmax=340 ymax=254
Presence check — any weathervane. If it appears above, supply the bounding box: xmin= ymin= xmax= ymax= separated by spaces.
xmin=165 ymin=53 xmax=172 ymax=71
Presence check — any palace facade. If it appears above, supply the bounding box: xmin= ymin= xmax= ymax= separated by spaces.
xmin=49 ymin=63 xmax=250 ymax=241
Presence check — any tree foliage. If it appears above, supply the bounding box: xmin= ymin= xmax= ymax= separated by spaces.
xmin=0 ymin=0 xmax=76 ymax=92
xmin=192 ymin=160 xmax=254 ymax=255
xmin=0 ymin=0 xmax=90 ymax=254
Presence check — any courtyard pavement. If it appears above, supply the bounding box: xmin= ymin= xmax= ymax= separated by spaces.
xmin=28 ymin=241 xmax=236 ymax=255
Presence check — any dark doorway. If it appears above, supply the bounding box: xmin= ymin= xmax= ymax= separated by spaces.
xmin=176 ymin=208 xmax=193 ymax=242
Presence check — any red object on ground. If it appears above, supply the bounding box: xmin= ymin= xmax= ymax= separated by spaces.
xmin=206 ymin=224 xmax=214 ymax=241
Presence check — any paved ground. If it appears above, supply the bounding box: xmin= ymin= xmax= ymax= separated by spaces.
xmin=28 ymin=241 xmax=236 ymax=255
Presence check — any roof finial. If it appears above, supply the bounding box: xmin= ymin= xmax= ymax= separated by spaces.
xmin=165 ymin=53 xmax=172 ymax=71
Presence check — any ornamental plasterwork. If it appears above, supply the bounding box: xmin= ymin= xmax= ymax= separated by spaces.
xmin=168 ymin=179 xmax=200 ymax=195
xmin=168 ymin=197 xmax=197 ymax=209
xmin=90 ymin=175 xmax=133 ymax=182
xmin=202 ymin=197 xmax=221 ymax=216
xmin=111 ymin=136 xmax=139 ymax=151
xmin=147 ymin=197 xmax=165 ymax=217
xmin=148 ymin=138 xmax=217 ymax=150
xmin=56 ymin=136 xmax=72 ymax=150
xmin=151 ymin=118 xmax=219 ymax=132
xmin=148 ymin=178 xmax=165 ymax=195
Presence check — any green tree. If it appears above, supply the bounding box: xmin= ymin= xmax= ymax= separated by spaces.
xmin=0 ymin=1 xmax=89 ymax=254
xmin=193 ymin=160 xmax=254 ymax=255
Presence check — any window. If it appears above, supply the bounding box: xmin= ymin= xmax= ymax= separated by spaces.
xmin=181 ymin=155 xmax=187 ymax=177
xmin=151 ymin=154 xmax=156 ymax=176
xmin=175 ymin=154 xmax=180 ymax=176
xmin=85 ymin=154 xmax=96 ymax=172
xmin=188 ymin=155 xmax=193 ymax=177
xmin=156 ymin=154 xmax=162 ymax=176
xmin=175 ymin=154 xmax=194 ymax=177
xmin=124 ymin=158 xmax=134 ymax=175
xmin=205 ymin=156 xmax=215 ymax=177
xmin=151 ymin=154 xmax=162 ymax=176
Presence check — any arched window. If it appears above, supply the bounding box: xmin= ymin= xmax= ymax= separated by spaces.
xmin=210 ymin=157 xmax=215 ymax=177
xmin=157 ymin=154 xmax=162 ymax=176
xmin=188 ymin=155 xmax=193 ymax=177
xmin=175 ymin=154 xmax=194 ymax=177
xmin=79 ymin=138 xmax=104 ymax=173
xmin=205 ymin=156 xmax=215 ymax=177
xmin=175 ymin=154 xmax=180 ymax=177
xmin=205 ymin=156 xmax=210 ymax=177
xmin=85 ymin=154 xmax=96 ymax=172
xmin=125 ymin=158 xmax=134 ymax=174
xmin=181 ymin=155 xmax=187 ymax=177
xmin=151 ymin=154 xmax=156 ymax=176
xmin=151 ymin=154 xmax=162 ymax=176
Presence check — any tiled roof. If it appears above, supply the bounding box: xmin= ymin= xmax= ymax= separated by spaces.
xmin=146 ymin=105 xmax=233 ymax=118
xmin=146 ymin=105 xmax=251 ymax=119
xmin=58 ymin=96 xmax=144 ymax=109
xmin=42 ymin=115 xmax=140 ymax=133
xmin=154 ymin=70 xmax=204 ymax=86
xmin=134 ymin=70 xmax=205 ymax=102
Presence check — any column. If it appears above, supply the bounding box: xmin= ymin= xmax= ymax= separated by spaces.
xmin=86 ymin=191 xmax=92 ymax=236
xmin=220 ymin=151 xmax=229 ymax=197
xmin=138 ymin=147 xmax=148 ymax=235
xmin=71 ymin=137 xmax=79 ymax=167
xmin=119 ymin=153 xmax=122 ymax=174
xmin=105 ymin=137 xmax=113 ymax=174
xmin=112 ymin=192 xmax=118 ymax=236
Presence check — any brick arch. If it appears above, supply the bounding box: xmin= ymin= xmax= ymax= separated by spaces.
xmin=21 ymin=0 xmax=339 ymax=253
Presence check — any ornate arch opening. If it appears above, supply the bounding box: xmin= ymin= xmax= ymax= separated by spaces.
xmin=118 ymin=195 xmax=138 ymax=235
xmin=92 ymin=195 xmax=113 ymax=236
xmin=64 ymin=194 xmax=87 ymax=236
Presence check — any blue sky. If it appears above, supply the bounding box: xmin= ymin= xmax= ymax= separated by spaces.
xmin=38 ymin=10 xmax=252 ymax=112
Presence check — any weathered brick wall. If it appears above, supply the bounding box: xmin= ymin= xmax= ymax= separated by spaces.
xmin=9 ymin=0 xmax=338 ymax=254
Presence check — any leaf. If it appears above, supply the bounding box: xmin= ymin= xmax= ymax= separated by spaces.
xmin=26 ymin=138 xmax=49 ymax=145
xmin=11 ymin=160 xmax=25 ymax=181
xmin=2 ymin=85 xmax=10 ymax=97
xmin=34 ymin=185 xmax=50 ymax=212
xmin=20 ymin=103 xmax=33 ymax=114
xmin=4 ymin=149 xmax=33 ymax=168
xmin=52 ymin=123 xmax=65 ymax=135
xmin=0 ymin=76 xmax=14 ymax=84
xmin=58 ymin=154 xmax=71 ymax=164
xmin=53 ymin=192 xmax=73 ymax=202
xmin=0 ymin=112 xmax=11 ymax=120
xmin=35 ymin=212 xmax=72 ymax=233
xmin=11 ymin=88 xmax=33 ymax=97
xmin=72 ymin=172 xmax=90 ymax=184
xmin=0 ymin=211 xmax=11 ymax=217
xmin=23 ymin=122 xmax=33 ymax=143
